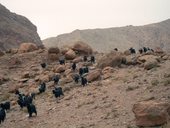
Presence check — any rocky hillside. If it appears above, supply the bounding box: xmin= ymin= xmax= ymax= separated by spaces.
xmin=0 ymin=4 xmax=42 ymax=51
xmin=0 ymin=45 xmax=170 ymax=128
xmin=43 ymin=19 xmax=170 ymax=53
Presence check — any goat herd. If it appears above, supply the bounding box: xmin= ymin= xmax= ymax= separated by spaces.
xmin=0 ymin=46 xmax=154 ymax=124
xmin=0 ymin=54 xmax=96 ymax=124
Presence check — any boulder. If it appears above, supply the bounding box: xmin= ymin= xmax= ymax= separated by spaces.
xmin=48 ymin=47 xmax=60 ymax=54
xmin=97 ymin=51 xmax=124 ymax=69
xmin=61 ymin=75 xmax=73 ymax=84
xmin=138 ymin=55 xmax=160 ymax=63
xmin=162 ymin=55 xmax=169 ymax=60
xmin=42 ymin=71 xmax=55 ymax=81
xmin=102 ymin=67 xmax=114 ymax=80
xmin=61 ymin=46 xmax=70 ymax=55
xmin=125 ymin=55 xmax=138 ymax=65
xmin=102 ymin=66 xmax=114 ymax=74
xmin=53 ymin=65 xmax=66 ymax=73
xmin=64 ymin=69 xmax=73 ymax=76
xmin=102 ymin=73 xmax=112 ymax=80
xmin=144 ymin=59 xmax=159 ymax=70
xmin=72 ymin=41 xmax=93 ymax=55
xmin=0 ymin=50 xmax=5 ymax=57
xmin=21 ymin=72 xmax=30 ymax=78
xmin=39 ymin=74 xmax=50 ymax=83
xmin=133 ymin=100 xmax=170 ymax=127
xmin=72 ymin=56 xmax=83 ymax=63
xmin=65 ymin=49 xmax=76 ymax=60
xmin=18 ymin=43 xmax=38 ymax=53
xmin=48 ymin=53 xmax=60 ymax=61
xmin=87 ymin=69 xmax=101 ymax=82
xmin=124 ymin=50 xmax=131 ymax=56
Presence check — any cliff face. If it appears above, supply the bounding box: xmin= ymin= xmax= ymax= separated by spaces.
xmin=43 ymin=19 xmax=170 ymax=53
xmin=0 ymin=4 xmax=42 ymax=51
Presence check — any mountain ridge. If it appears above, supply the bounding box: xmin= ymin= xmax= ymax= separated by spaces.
xmin=43 ymin=19 xmax=170 ymax=52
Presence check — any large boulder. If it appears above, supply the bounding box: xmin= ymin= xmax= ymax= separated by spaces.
xmin=138 ymin=55 xmax=160 ymax=70
xmin=48 ymin=47 xmax=60 ymax=61
xmin=138 ymin=55 xmax=160 ymax=63
xmin=144 ymin=59 xmax=159 ymax=70
xmin=18 ymin=43 xmax=38 ymax=53
xmin=65 ymin=49 xmax=76 ymax=60
xmin=72 ymin=41 xmax=93 ymax=55
xmin=132 ymin=100 xmax=170 ymax=127
xmin=97 ymin=51 xmax=125 ymax=69
xmin=87 ymin=69 xmax=101 ymax=82
xmin=47 ymin=53 xmax=60 ymax=61
xmin=48 ymin=47 xmax=60 ymax=54
xmin=125 ymin=55 xmax=139 ymax=65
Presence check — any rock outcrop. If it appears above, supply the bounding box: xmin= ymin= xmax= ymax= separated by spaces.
xmin=133 ymin=100 xmax=170 ymax=127
xmin=72 ymin=41 xmax=93 ymax=55
xmin=97 ymin=51 xmax=125 ymax=68
xmin=18 ymin=43 xmax=38 ymax=53
xmin=0 ymin=4 xmax=42 ymax=51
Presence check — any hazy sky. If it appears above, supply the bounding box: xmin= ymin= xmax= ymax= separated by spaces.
xmin=0 ymin=0 xmax=170 ymax=39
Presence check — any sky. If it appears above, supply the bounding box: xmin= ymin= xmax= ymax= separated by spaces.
xmin=0 ymin=0 xmax=170 ymax=40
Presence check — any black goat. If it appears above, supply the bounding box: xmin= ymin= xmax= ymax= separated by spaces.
xmin=83 ymin=66 xmax=89 ymax=74
xmin=72 ymin=62 xmax=76 ymax=71
xmin=129 ymin=47 xmax=136 ymax=54
xmin=79 ymin=68 xmax=84 ymax=76
xmin=52 ymin=87 xmax=64 ymax=98
xmin=17 ymin=94 xmax=33 ymax=109
xmin=73 ymin=74 xmax=80 ymax=83
xmin=90 ymin=55 xmax=95 ymax=63
xmin=17 ymin=98 xmax=26 ymax=109
xmin=114 ymin=48 xmax=118 ymax=51
xmin=81 ymin=77 xmax=87 ymax=87
xmin=15 ymin=90 xmax=25 ymax=99
xmin=59 ymin=58 xmax=65 ymax=65
xmin=139 ymin=48 xmax=143 ymax=54
xmin=27 ymin=103 xmax=37 ymax=117
xmin=40 ymin=63 xmax=46 ymax=68
xmin=53 ymin=75 xmax=60 ymax=85
xmin=31 ymin=92 xmax=36 ymax=100
xmin=83 ymin=56 xmax=88 ymax=62
xmin=0 ymin=108 xmax=6 ymax=124
xmin=0 ymin=101 xmax=10 ymax=111
xmin=143 ymin=47 xmax=147 ymax=53
xmin=39 ymin=82 xmax=46 ymax=93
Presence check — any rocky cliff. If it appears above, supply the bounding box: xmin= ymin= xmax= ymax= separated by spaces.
xmin=0 ymin=4 xmax=42 ymax=51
